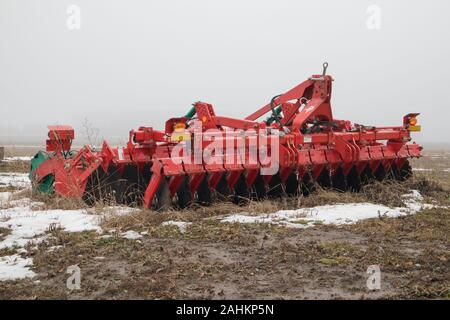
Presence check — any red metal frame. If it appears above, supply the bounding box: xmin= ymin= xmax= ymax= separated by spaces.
xmin=32 ymin=66 xmax=422 ymax=209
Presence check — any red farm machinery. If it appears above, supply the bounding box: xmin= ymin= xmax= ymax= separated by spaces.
xmin=30 ymin=63 xmax=422 ymax=210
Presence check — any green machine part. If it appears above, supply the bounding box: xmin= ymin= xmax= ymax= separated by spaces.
xmin=266 ymin=106 xmax=283 ymax=125
xmin=29 ymin=151 xmax=54 ymax=194
xmin=185 ymin=106 xmax=196 ymax=119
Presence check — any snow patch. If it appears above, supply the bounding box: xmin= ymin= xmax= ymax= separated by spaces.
xmin=0 ymin=205 xmax=102 ymax=250
xmin=120 ymin=230 xmax=142 ymax=240
xmin=0 ymin=192 xmax=11 ymax=206
xmin=222 ymin=191 xmax=437 ymax=229
xmin=2 ymin=156 xmax=33 ymax=162
xmin=0 ymin=173 xmax=30 ymax=189
xmin=162 ymin=221 xmax=192 ymax=233
xmin=0 ymin=193 xmax=106 ymax=281
xmin=0 ymin=255 xmax=36 ymax=281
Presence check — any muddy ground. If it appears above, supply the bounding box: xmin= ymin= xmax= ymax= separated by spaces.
xmin=0 ymin=148 xmax=448 ymax=300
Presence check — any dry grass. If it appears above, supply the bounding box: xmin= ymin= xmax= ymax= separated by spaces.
xmin=0 ymin=160 xmax=30 ymax=173
xmin=0 ymin=149 xmax=449 ymax=300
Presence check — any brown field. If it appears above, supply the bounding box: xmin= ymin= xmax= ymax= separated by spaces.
xmin=0 ymin=147 xmax=448 ymax=300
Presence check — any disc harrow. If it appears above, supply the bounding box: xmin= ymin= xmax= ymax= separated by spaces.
xmin=30 ymin=64 xmax=422 ymax=210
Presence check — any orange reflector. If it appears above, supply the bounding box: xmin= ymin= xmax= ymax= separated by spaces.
xmin=202 ymin=116 xmax=208 ymax=123
xmin=409 ymin=117 xmax=417 ymax=126
xmin=174 ymin=122 xmax=186 ymax=132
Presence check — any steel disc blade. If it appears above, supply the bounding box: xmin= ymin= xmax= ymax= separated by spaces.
xmin=215 ymin=174 xmax=231 ymax=201
xmin=153 ymin=177 xmax=172 ymax=211
xmin=331 ymin=167 xmax=347 ymax=192
xmin=300 ymin=172 xmax=316 ymax=196
xmin=316 ymin=169 xmax=332 ymax=189
xmin=374 ymin=165 xmax=387 ymax=182
xmin=285 ymin=172 xmax=299 ymax=196
xmin=267 ymin=173 xmax=284 ymax=198
xmin=346 ymin=166 xmax=361 ymax=192
xmin=251 ymin=174 xmax=267 ymax=200
xmin=176 ymin=176 xmax=193 ymax=209
xmin=233 ymin=173 xmax=250 ymax=205
xmin=196 ymin=174 xmax=212 ymax=206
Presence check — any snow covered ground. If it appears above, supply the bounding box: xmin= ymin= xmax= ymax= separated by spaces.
xmin=222 ymin=191 xmax=439 ymax=228
xmin=0 ymin=196 xmax=103 ymax=281
xmin=0 ymin=173 xmax=30 ymax=189
xmin=2 ymin=156 xmax=33 ymax=162
xmin=0 ymin=172 xmax=141 ymax=281
xmin=0 ymin=170 xmax=444 ymax=282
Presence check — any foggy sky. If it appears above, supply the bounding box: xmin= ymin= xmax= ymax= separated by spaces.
xmin=0 ymin=0 xmax=449 ymax=146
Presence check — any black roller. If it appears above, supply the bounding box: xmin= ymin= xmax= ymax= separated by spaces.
xmin=233 ymin=173 xmax=250 ymax=205
xmin=300 ymin=172 xmax=316 ymax=196
xmin=346 ymin=166 xmax=362 ymax=192
xmin=285 ymin=172 xmax=299 ymax=196
xmin=316 ymin=169 xmax=332 ymax=189
xmin=196 ymin=174 xmax=212 ymax=206
xmin=114 ymin=164 xmax=149 ymax=206
xmin=83 ymin=164 xmax=120 ymax=206
xmin=392 ymin=160 xmax=412 ymax=182
xmin=331 ymin=167 xmax=347 ymax=192
xmin=267 ymin=173 xmax=284 ymax=198
xmin=153 ymin=177 xmax=172 ymax=211
xmin=360 ymin=165 xmax=375 ymax=185
xmin=374 ymin=165 xmax=387 ymax=182
xmin=215 ymin=174 xmax=231 ymax=201
xmin=399 ymin=161 xmax=413 ymax=181
xmin=176 ymin=176 xmax=193 ymax=209
xmin=251 ymin=174 xmax=267 ymax=200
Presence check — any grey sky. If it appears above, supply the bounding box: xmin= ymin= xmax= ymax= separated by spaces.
xmin=0 ymin=0 xmax=449 ymax=146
